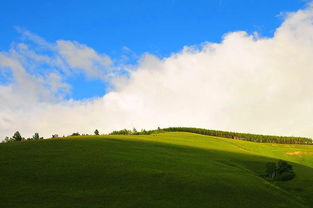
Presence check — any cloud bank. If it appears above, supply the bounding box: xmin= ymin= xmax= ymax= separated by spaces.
xmin=1 ymin=5 xmax=313 ymax=139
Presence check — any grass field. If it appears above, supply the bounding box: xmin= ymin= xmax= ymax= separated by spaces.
xmin=1 ymin=132 xmax=313 ymax=208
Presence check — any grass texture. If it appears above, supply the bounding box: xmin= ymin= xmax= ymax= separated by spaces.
xmin=1 ymin=132 xmax=313 ymax=208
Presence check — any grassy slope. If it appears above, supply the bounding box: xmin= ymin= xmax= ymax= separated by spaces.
xmin=0 ymin=132 xmax=313 ymax=208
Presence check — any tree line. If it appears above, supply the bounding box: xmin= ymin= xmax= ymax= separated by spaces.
xmin=109 ymin=127 xmax=161 ymax=135
xmin=109 ymin=127 xmax=313 ymax=145
xmin=162 ymin=127 xmax=313 ymax=144
xmin=2 ymin=127 xmax=312 ymax=145
xmin=2 ymin=131 xmax=43 ymax=143
xmin=2 ymin=129 xmax=102 ymax=143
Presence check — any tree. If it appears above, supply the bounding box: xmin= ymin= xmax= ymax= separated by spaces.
xmin=277 ymin=160 xmax=292 ymax=174
xmin=140 ymin=129 xmax=147 ymax=135
xmin=2 ymin=136 xmax=13 ymax=143
xmin=94 ymin=129 xmax=99 ymax=135
xmin=12 ymin=131 xmax=24 ymax=141
xmin=265 ymin=160 xmax=295 ymax=181
xmin=32 ymin=133 xmax=40 ymax=140
xmin=266 ymin=162 xmax=277 ymax=179
xmin=132 ymin=128 xmax=138 ymax=135
xmin=276 ymin=160 xmax=295 ymax=181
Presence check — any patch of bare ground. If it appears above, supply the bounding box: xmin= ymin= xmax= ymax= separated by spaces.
xmin=286 ymin=151 xmax=313 ymax=156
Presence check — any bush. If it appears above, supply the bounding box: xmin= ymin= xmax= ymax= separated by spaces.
xmin=2 ymin=136 xmax=14 ymax=143
xmin=110 ymin=129 xmax=132 ymax=135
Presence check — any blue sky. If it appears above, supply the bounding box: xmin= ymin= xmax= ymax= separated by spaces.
xmin=0 ymin=0 xmax=308 ymax=99
xmin=2 ymin=0 xmax=313 ymax=138
xmin=1 ymin=0 xmax=306 ymax=54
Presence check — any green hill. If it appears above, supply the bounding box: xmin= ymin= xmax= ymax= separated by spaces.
xmin=1 ymin=132 xmax=313 ymax=208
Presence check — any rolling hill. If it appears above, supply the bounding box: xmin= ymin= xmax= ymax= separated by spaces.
xmin=0 ymin=132 xmax=313 ymax=208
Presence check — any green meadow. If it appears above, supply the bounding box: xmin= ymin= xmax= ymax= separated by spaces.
xmin=1 ymin=132 xmax=313 ymax=208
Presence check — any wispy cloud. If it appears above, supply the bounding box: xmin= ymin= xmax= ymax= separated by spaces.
xmin=1 ymin=5 xmax=313 ymax=139
xmin=56 ymin=40 xmax=113 ymax=80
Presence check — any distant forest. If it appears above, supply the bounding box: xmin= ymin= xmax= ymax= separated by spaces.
xmin=110 ymin=127 xmax=313 ymax=145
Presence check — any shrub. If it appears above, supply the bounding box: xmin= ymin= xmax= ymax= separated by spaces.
xmin=2 ymin=136 xmax=14 ymax=143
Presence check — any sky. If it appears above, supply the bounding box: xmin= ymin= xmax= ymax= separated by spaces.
xmin=1 ymin=0 xmax=313 ymax=139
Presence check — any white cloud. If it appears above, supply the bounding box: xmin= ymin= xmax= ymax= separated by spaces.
xmin=1 ymin=5 xmax=313 ymax=139
xmin=15 ymin=28 xmax=114 ymax=80
xmin=0 ymin=50 xmax=69 ymax=105
xmin=56 ymin=40 xmax=113 ymax=79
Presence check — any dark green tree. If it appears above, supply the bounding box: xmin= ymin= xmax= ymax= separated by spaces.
xmin=12 ymin=131 xmax=24 ymax=141
xmin=94 ymin=129 xmax=99 ymax=135
xmin=265 ymin=160 xmax=295 ymax=181
xmin=276 ymin=160 xmax=295 ymax=181
xmin=277 ymin=160 xmax=292 ymax=174
xmin=265 ymin=162 xmax=277 ymax=179
xmin=32 ymin=133 xmax=40 ymax=140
